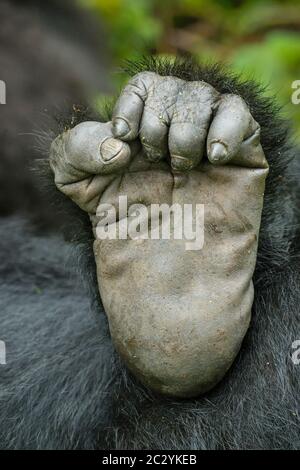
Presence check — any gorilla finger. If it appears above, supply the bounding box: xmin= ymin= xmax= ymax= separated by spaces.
xmin=207 ymin=94 xmax=258 ymax=165
xmin=112 ymin=72 xmax=158 ymax=141
xmin=51 ymin=122 xmax=132 ymax=184
xmin=139 ymin=108 xmax=169 ymax=162
xmin=169 ymin=81 xmax=219 ymax=171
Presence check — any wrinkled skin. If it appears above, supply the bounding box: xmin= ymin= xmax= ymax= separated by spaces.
xmin=50 ymin=73 xmax=268 ymax=397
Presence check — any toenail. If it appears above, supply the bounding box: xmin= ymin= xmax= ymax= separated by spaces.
xmin=209 ymin=142 xmax=228 ymax=163
xmin=100 ymin=138 xmax=124 ymax=161
xmin=143 ymin=144 xmax=162 ymax=162
xmin=112 ymin=118 xmax=130 ymax=138
xmin=171 ymin=155 xmax=193 ymax=171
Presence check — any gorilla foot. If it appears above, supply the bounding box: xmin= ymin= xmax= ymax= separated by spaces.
xmin=50 ymin=72 xmax=269 ymax=397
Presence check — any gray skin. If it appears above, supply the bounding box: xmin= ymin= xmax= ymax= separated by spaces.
xmin=50 ymin=72 xmax=269 ymax=398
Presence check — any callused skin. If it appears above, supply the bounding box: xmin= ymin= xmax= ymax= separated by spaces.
xmin=50 ymin=72 xmax=269 ymax=397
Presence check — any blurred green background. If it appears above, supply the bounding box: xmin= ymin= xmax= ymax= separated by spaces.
xmin=78 ymin=0 xmax=300 ymax=141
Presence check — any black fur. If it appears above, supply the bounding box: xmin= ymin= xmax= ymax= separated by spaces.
xmin=0 ymin=0 xmax=110 ymax=229
xmin=0 ymin=58 xmax=300 ymax=449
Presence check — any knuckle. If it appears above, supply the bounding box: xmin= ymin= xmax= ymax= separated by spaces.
xmin=128 ymin=72 xmax=158 ymax=100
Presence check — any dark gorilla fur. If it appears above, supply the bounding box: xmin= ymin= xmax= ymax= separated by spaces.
xmin=1 ymin=57 xmax=300 ymax=449
xmin=0 ymin=0 xmax=110 ymax=228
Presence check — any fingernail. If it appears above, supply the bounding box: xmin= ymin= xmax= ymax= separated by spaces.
xmin=100 ymin=138 xmax=123 ymax=161
xmin=113 ymin=118 xmax=130 ymax=138
xmin=209 ymin=142 xmax=228 ymax=163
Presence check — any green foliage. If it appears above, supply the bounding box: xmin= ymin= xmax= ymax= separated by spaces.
xmin=78 ymin=0 xmax=161 ymax=61
xmin=79 ymin=0 xmax=300 ymax=141
xmin=231 ymin=32 xmax=300 ymax=140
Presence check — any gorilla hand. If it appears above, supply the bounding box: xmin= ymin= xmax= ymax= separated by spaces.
xmin=50 ymin=73 xmax=269 ymax=398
